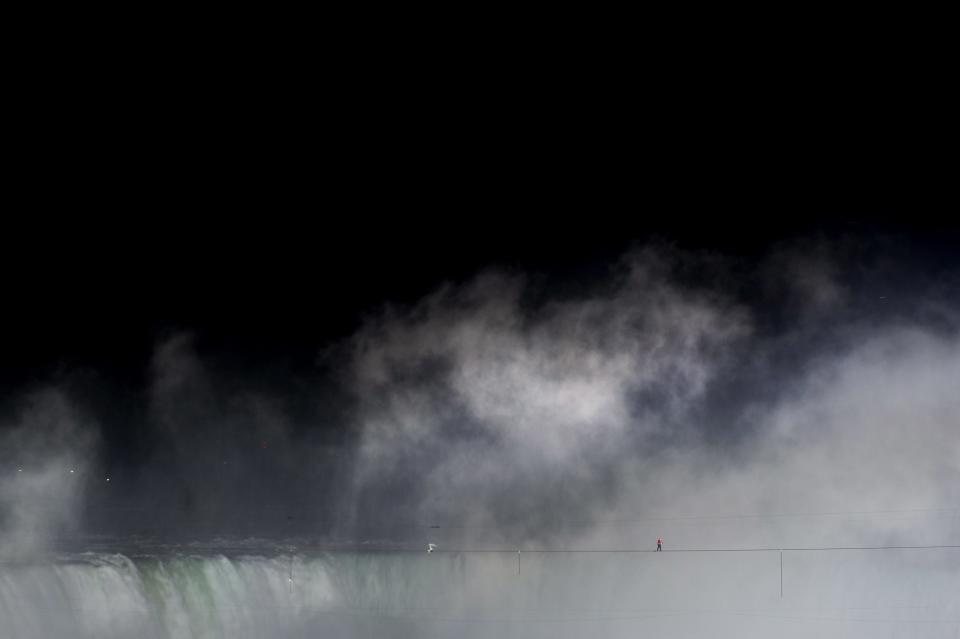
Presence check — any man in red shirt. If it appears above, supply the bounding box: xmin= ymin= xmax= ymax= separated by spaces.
xmin=657 ymin=537 xmax=663 ymax=551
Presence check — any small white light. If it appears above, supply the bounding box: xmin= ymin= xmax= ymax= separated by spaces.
xmin=70 ymin=470 xmax=75 ymax=474
xmin=18 ymin=469 xmax=22 ymax=472
xmin=106 ymin=478 xmax=111 ymax=482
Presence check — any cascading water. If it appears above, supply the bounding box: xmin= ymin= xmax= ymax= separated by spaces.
xmin=1 ymin=547 xmax=957 ymax=639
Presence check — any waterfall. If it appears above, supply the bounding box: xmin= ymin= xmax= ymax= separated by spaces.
xmin=1 ymin=549 xmax=957 ymax=638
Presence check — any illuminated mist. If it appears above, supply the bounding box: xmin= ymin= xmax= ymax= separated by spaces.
xmin=1 ymin=240 xmax=958 ymax=638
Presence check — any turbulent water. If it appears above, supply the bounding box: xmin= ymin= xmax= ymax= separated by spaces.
xmin=0 ymin=545 xmax=957 ymax=638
